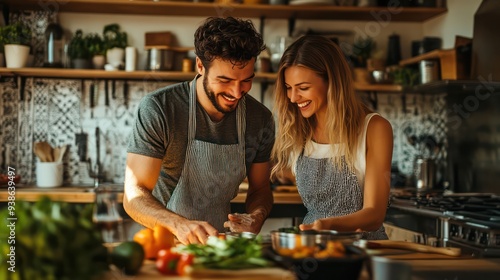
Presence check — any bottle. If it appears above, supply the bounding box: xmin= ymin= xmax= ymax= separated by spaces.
xmin=44 ymin=22 xmax=64 ymax=68
xmin=386 ymin=33 xmax=402 ymax=67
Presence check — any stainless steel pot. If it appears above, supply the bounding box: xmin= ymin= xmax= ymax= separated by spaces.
xmin=414 ymin=157 xmax=436 ymax=190
xmin=147 ymin=48 xmax=174 ymax=71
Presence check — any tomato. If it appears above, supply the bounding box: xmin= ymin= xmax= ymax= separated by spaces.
xmin=155 ymin=249 xmax=181 ymax=275
xmin=176 ymin=253 xmax=194 ymax=276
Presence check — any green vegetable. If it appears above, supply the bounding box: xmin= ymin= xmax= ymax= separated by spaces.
xmin=278 ymin=226 xmax=300 ymax=233
xmin=110 ymin=241 xmax=145 ymax=275
xmin=178 ymin=236 xmax=271 ymax=270
xmin=0 ymin=197 xmax=108 ymax=280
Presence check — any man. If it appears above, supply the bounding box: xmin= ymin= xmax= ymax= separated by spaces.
xmin=123 ymin=17 xmax=275 ymax=245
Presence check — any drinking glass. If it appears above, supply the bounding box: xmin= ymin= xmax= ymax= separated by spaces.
xmin=92 ymin=187 xmax=125 ymax=250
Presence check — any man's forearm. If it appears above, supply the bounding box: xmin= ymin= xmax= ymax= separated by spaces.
xmin=123 ymin=185 xmax=178 ymax=231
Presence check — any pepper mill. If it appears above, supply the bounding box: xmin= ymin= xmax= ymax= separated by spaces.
xmin=386 ymin=33 xmax=402 ymax=66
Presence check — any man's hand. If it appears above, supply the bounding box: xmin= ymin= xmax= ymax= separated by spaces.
xmin=224 ymin=209 xmax=266 ymax=234
xmin=172 ymin=220 xmax=218 ymax=245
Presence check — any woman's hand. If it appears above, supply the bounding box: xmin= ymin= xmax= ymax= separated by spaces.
xmin=299 ymin=219 xmax=325 ymax=231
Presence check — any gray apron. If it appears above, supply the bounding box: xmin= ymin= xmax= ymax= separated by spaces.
xmin=296 ymin=154 xmax=388 ymax=240
xmin=165 ymin=76 xmax=247 ymax=231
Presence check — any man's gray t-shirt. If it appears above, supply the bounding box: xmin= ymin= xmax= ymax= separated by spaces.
xmin=127 ymin=81 xmax=275 ymax=203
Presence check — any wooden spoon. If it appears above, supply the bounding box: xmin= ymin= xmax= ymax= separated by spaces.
xmin=34 ymin=141 xmax=54 ymax=162
xmin=53 ymin=145 xmax=67 ymax=163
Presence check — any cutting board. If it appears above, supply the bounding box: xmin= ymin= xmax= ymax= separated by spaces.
xmin=129 ymin=261 xmax=294 ymax=279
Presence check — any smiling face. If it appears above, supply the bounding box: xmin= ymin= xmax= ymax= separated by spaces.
xmin=284 ymin=65 xmax=328 ymax=120
xmin=197 ymin=57 xmax=255 ymax=118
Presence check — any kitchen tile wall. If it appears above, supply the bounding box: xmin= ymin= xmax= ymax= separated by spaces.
xmin=0 ymin=77 xmax=173 ymax=185
xmin=0 ymin=77 xmax=447 ymax=187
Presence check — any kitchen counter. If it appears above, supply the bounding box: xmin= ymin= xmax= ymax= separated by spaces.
xmin=107 ymin=254 xmax=500 ymax=280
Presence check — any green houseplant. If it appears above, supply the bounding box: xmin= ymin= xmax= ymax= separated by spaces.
xmin=0 ymin=22 xmax=32 ymax=68
xmin=103 ymin=23 xmax=128 ymax=69
xmin=68 ymin=29 xmax=91 ymax=69
xmin=350 ymin=36 xmax=376 ymax=84
xmin=86 ymin=32 xmax=106 ymax=69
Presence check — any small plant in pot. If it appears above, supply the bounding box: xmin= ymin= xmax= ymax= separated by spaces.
xmin=0 ymin=22 xmax=32 ymax=68
xmin=103 ymin=23 xmax=127 ymax=70
xmin=349 ymin=36 xmax=376 ymax=84
xmin=68 ymin=29 xmax=91 ymax=69
xmin=87 ymin=33 xmax=106 ymax=69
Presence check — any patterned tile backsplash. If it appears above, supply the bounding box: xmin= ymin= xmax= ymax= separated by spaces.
xmin=0 ymin=78 xmax=173 ymax=185
xmin=0 ymin=77 xmax=447 ymax=187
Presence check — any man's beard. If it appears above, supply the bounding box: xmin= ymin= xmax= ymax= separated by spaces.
xmin=202 ymin=74 xmax=245 ymax=114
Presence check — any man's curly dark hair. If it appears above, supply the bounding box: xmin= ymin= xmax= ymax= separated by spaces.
xmin=194 ymin=17 xmax=266 ymax=68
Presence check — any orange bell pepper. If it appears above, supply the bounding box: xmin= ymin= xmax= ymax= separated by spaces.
xmin=133 ymin=225 xmax=175 ymax=259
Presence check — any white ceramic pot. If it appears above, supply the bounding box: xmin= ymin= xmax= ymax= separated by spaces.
xmin=106 ymin=47 xmax=125 ymax=69
xmin=4 ymin=44 xmax=30 ymax=68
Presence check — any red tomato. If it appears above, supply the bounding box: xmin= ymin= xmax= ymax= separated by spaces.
xmin=176 ymin=253 xmax=194 ymax=276
xmin=155 ymin=249 xmax=181 ymax=275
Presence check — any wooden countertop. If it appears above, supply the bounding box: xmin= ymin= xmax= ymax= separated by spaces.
xmin=105 ymin=254 xmax=500 ymax=280
xmin=0 ymin=184 xmax=303 ymax=204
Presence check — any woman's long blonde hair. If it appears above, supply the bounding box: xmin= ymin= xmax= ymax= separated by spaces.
xmin=271 ymin=35 xmax=370 ymax=179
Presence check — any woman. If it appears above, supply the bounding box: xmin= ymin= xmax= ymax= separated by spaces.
xmin=271 ymin=35 xmax=393 ymax=239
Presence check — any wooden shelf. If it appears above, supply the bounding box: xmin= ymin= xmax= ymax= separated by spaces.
xmin=0 ymin=67 xmax=276 ymax=82
xmin=399 ymin=48 xmax=466 ymax=80
xmin=4 ymin=0 xmax=447 ymax=21
xmin=355 ymin=83 xmax=402 ymax=92
xmin=0 ymin=67 xmax=402 ymax=91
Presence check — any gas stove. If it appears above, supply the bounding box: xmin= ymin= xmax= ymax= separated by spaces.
xmin=389 ymin=190 xmax=500 ymax=257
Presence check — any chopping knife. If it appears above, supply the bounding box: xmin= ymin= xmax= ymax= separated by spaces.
xmin=359 ymin=240 xmax=461 ymax=257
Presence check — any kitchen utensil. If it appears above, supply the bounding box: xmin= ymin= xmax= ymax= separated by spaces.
xmin=34 ymin=141 xmax=54 ymax=162
xmin=265 ymin=243 xmax=366 ymax=280
xmin=371 ymin=70 xmax=393 ymax=84
xmin=36 ymin=161 xmax=63 ymax=187
xmin=146 ymin=47 xmax=174 ymax=71
xmin=419 ymin=59 xmax=440 ymax=84
xmin=413 ymin=157 xmax=436 ymax=190
xmin=53 ymin=145 xmax=67 ymax=163
xmin=271 ymin=229 xmax=362 ymax=252
xmin=361 ymin=240 xmax=461 ymax=257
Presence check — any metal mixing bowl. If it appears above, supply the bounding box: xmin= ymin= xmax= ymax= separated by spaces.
xmin=271 ymin=230 xmax=362 ymax=251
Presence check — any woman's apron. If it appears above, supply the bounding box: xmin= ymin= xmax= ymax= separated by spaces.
xmin=296 ymin=155 xmax=388 ymax=240
xmin=165 ymin=77 xmax=247 ymax=231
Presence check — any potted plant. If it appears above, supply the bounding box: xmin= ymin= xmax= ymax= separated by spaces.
xmin=0 ymin=22 xmax=32 ymax=68
xmin=350 ymin=36 xmax=376 ymax=84
xmin=103 ymin=23 xmax=127 ymax=70
xmin=87 ymin=32 xmax=106 ymax=69
xmin=68 ymin=29 xmax=91 ymax=69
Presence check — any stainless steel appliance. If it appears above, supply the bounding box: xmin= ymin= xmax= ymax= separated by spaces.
xmin=387 ymin=190 xmax=500 ymax=257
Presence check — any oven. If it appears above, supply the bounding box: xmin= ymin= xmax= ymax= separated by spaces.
xmin=387 ymin=190 xmax=500 ymax=258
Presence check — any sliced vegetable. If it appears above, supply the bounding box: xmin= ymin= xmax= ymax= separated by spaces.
xmin=178 ymin=235 xmax=271 ymax=270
